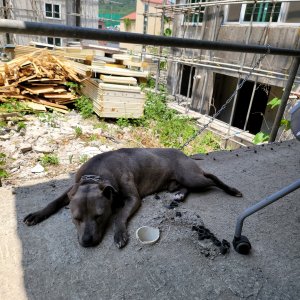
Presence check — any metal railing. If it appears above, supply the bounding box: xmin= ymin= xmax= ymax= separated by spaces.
xmin=0 ymin=18 xmax=299 ymax=142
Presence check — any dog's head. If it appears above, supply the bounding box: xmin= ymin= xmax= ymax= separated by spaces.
xmin=68 ymin=176 xmax=117 ymax=247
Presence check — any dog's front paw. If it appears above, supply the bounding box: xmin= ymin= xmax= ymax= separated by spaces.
xmin=23 ymin=211 xmax=46 ymax=226
xmin=173 ymin=191 xmax=185 ymax=202
xmin=114 ymin=229 xmax=129 ymax=249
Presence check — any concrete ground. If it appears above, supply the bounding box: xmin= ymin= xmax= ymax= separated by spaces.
xmin=0 ymin=140 xmax=299 ymax=300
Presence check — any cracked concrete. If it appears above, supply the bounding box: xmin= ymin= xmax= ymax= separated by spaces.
xmin=0 ymin=140 xmax=299 ymax=300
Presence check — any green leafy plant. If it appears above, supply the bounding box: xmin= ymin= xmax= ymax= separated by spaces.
xmin=280 ymin=119 xmax=291 ymax=130
xmin=164 ymin=28 xmax=172 ymax=36
xmin=40 ymin=154 xmax=59 ymax=166
xmin=79 ymin=154 xmax=89 ymax=164
xmin=0 ymin=98 xmax=28 ymax=114
xmin=65 ymin=81 xmax=81 ymax=93
xmin=75 ymin=96 xmax=94 ymax=119
xmin=116 ymin=118 xmax=131 ymax=127
xmin=253 ymin=96 xmax=291 ymax=144
xmin=17 ymin=121 xmax=26 ymax=131
xmin=123 ymin=18 xmax=132 ymax=30
xmin=38 ymin=112 xmax=57 ymax=127
xmin=253 ymin=132 xmax=270 ymax=144
xmin=0 ymin=153 xmax=8 ymax=183
xmin=137 ymin=91 xmax=221 ymax=153
xmin=89 ymin=134 xmax=98 ymax=141
xmin=93 ymin=121 xmax=109 ymax=131
xmin=75 ymin=126 xmax=83 ymax=137
xmin=267 ymin=97 xmax=281 ymax=109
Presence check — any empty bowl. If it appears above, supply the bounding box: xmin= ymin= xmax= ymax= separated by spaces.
xmin=136 ymin=226 xmax=160 ymax=245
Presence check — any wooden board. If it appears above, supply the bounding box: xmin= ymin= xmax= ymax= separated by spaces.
xmin=100 ymin=75 xmax=137 ymax=85
xmin=91 ymin=66 xmax=149 ymax=78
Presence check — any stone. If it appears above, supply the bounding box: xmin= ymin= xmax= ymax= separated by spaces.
xmin=20 ymin=143 xmax=32 ymax=153
xmin=81 ymin=146 xmax=100 ymax=158
xmin=0 ymin=134 xmax=10 ymax=141
xmin=31 ymin=163 xmax=45 ymax=173
xmin=33 ymin=145 xmax=54 ymax=154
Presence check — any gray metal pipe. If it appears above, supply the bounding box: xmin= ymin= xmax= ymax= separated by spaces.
xmin=1 ymin=19 xmax=300 ymax=56
xmin=269 ymin=56 xmax=300 ymax=142
xmin=234 ymin=179 xmax=300 ymax=238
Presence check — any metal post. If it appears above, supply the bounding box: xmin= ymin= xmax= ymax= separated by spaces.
xmin=185 ymin=66 xmax=193 ymax=112
xmin=155 ymin=3 xmax=166 ymax=92
xmin=269 ymin=56 xmax=300 ymax=142
xmin=226 ymin=76 xmax=241 ymax=141
xmin=243 ymin=78 xmax=257 ymax=131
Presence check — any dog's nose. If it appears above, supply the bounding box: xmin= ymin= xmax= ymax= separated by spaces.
xmin=81 ymin=235 xmax=94 ymax=247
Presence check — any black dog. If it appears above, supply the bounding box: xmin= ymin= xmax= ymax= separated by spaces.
xmin=24 ymin=148 xmax=242 ymax=248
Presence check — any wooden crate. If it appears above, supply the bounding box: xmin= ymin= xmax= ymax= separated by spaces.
xmin=81 ymin=79 xmax=145 ymax=118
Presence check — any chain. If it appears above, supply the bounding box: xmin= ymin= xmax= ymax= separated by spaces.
xmin=179 ymin=45 xmax=271 ymax=150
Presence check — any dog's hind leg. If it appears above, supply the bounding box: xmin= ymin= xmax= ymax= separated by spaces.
xmin=178 ymin=168 xmax=242 ymax=197
xmin=23 ymin=187 xmax=71 ymax=226
xmin=203 ymin=173 xmax=242 ymax=197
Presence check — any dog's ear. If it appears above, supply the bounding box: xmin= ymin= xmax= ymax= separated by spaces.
xmin=99 ymin=182 xmax=118 ymax=199
xmin=67 ymin=183 xmax=80 ymax=199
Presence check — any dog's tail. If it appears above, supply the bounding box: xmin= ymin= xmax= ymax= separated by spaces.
xmin=189 ymin=154 xmax=204 ymax=160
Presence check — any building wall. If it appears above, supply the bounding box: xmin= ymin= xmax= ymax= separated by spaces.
xmin=167 ymin=0 xmax=300 ymax=119
xmin=120 ymin=0 xmax=163 ymax=53
xmin=0 ymin=0 xmax=98 ymax=47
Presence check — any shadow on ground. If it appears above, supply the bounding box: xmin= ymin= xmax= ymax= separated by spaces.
xmin=0 ymin=141 xmax=299 ymax=299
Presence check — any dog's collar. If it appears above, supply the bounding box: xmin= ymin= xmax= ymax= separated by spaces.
xmin=80 ymin=175 xmax=102 ymax=184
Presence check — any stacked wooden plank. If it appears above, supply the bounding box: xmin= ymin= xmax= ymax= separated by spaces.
xmin=81 ymin=78 xmax=145 ymax=118
xmin=100 ymin=75 xmax=137 ymax=85
xmin=0 ymin=50 xmax=85 ymax=113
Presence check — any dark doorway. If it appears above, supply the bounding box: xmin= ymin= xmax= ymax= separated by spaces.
xmin=211 ymin=73 xmax=270 ymax=134
xmin=180 ymin=65 xmax=195 ymax=97
xmin=232 ymin=80 xmax=270 ymax=134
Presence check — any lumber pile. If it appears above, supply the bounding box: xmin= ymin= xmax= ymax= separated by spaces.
xmin=0 ymin=50 xmax=85 ymax=113
xmin=100 ymin=75 xmax=137 ymax=85
xmin=81 ymin=78 xmax=145 ymax=118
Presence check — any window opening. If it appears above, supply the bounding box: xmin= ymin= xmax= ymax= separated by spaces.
xmin=180 ymin=65 xmax=195 ymax=97
xmin=45 ymin=3 xmax=60 ymax=19
xmin=184 ymin=0 xmax=206 ymax=24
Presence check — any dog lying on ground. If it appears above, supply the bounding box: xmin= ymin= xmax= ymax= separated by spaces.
xmin=24 ymin=148 xmax=242 ymax=248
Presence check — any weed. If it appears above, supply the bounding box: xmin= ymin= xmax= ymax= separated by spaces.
xmin=75 ymin=96 xmax=93 ymax=119
xmin=129 ymin=90 xmax=222 ymax=154
xmin=40 ymin=154 xmax=59 ymax=166
xmin=116 ymin=118 xmax=131 ymax=127
xmin=0 ymin=98 xmax=28 ymax=114
xmin=17 ymin=121 xmax=26 ymax=131
xmin=38 ymin=112 xmax=57 ymax=127
xmin=0 ymin=153 xmax=8 ymax=182
xmin=253 ymin=132 xmax=270 ymax=144
xmin=79 ymin=154 xmax=89 ymax=164
xmin=65 ymin=81 xmax=81 ymax=94
xmin=75 ymin=126 xmax=83 ymax=137
xmin=89 ymin=134 xmax=98 ymax=141
xmin=93 ymin=121 xmax=109 ymax=131
xmin=0 ymin=121 xmax=7 ymax=128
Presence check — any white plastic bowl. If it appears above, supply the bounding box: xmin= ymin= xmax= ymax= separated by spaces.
xmin=136 ymin=226 xmax=160 ymax=245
